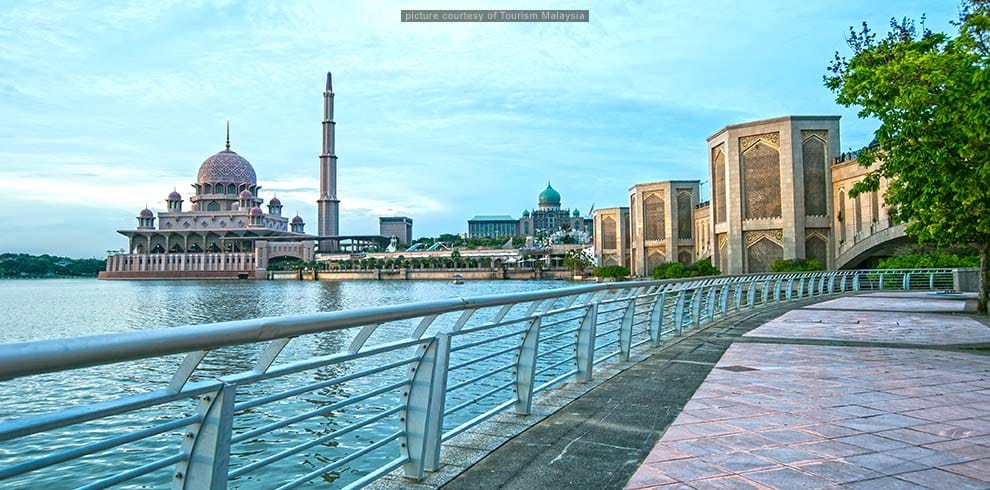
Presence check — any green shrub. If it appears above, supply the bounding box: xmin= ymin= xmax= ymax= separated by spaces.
xmin=771 ymin=258 xmax=823 ymax=272
xmin=592 ymin=265 xmax=630 ymax=279
xmin=878 ymin=252 xmax=979 ymax=269
xmin=651 ymin=259 xmax=720 ymax=279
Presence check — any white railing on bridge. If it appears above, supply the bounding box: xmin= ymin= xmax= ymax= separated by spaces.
xmin=0 ymin=269 xmax=959 ymax=489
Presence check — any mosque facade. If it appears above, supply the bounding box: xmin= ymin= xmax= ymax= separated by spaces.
xmin=97 ymin=72 xmax=344 ymax=279
xmin=468 ymin=182 xmax=593 ymax=240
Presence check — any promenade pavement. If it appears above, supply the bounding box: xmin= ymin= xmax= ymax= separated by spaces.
xmin=626 ymin=292 xmax=990 ymax=489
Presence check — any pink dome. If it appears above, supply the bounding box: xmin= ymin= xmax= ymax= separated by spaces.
xmin=167 ymin=191 xmax=181 ymax=200
xmin=239 ymin=190 xmax=253 ymax=199
xmin=291 ymin=215 xmax=304 ymax=224
xmin=138 ymin=208 xmax=154 ymax=218
xmin=269 ymin=196 xmax=281 ymax=206
xmin=249 ymin=207 xmax=263 ymax=216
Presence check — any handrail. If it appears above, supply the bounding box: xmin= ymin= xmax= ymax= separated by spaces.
xmin=0 ymin=268 xmax=963 ymax=489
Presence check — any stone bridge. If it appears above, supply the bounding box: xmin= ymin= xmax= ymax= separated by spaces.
xmin=834 ymin=222 xmax=911 ymax=269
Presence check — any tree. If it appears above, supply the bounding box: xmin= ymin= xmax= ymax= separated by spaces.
xmin=562 ymin=250 xmax=594 ymax=274
xmin=825 ymin=2 xmax=990 ymax=313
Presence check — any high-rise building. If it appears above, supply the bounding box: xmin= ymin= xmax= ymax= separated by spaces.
xmin=379 ymin=217 xmax=413 ymax=245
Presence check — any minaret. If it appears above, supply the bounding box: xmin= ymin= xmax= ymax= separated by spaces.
xmin=317 ymin=71 xmax=340 ymax=252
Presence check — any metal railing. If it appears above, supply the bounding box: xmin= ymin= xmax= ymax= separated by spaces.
xmin=0 ymin=269 xmax=958 ymax=489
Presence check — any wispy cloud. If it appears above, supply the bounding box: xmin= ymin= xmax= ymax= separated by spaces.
xmin=0 ymin=0 xmax=961 ymax=256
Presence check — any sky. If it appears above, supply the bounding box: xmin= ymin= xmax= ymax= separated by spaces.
xmin=0 ymin=0 xmax=962 ymax=258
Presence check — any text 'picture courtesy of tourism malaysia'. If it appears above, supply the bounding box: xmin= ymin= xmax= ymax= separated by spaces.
xmin=0 ymin=2 xmax=988 ymax=490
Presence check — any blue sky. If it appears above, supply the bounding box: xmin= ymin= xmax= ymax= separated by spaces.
xmin=0 ymin=0 xmax=961 ymax=257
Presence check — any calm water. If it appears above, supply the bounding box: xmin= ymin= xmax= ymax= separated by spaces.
xmin=0 ymin=279 xmax=574 ymax=488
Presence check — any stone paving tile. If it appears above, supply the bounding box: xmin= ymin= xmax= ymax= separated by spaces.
xmin=742 ymin=296 xmax=989 ymax=345
xmin=687 ymin=475 xmax=769 ymax=489
xmin=795 ymin=439 xmax=873 ymax=458
xmin=844 ymin=476 xmax=929 ymax=489
xmin=895 ymin=468 xmax=989 ymax=489
xmin=796 ymin=459 xmax=885 ymax=484
xmin=844 ymin=452 xmax=928 ymax=476
xmin=626 ymin=464 xmax=678 ymax=489
xmin=943 ymin=458 xmax=990 ymax=482
xmin=751 ymin=446 xmax=824 ymax=465
xmin=743 ymin=467 xmax=833 ymax=489
xmin=648 ymin=457 xmax=730 ymax=482
xmin=701 ymin=451 xmax=780 ymax=473
xmin=624 ymin=295 xmax=990 ymax=490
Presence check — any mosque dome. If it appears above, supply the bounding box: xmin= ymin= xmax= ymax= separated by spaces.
xmin=269 ymin=196 xmax=281 ymax=206
xmin=291 ymin=215 xmax=304 ymax=224
xmin=198 ymin=149 xmax=257 ymax=185
xmin=239 ymin=189 xmax=253 ymax=199
xmin=167 ymin=190 xmax=181 ymax=200
xmin=249 ymin=207 xmax=263 ymax=216
xmin=138 ymin=208 xmax=154 ymax=218
xmin=522 ymin=209 xmax=530 ymax=217
xmin=538 ymin=182 xmax=561 ymax=206
xmin=572 ymin=208 xmax=581 ymax=217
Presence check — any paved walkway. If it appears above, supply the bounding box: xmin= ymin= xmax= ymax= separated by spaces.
xmin=627 ymin=293 xmax=990 ymax=489
xmin=439 ymin=297 xmax=833 ymax=489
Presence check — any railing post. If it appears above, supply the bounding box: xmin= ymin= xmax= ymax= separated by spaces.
xmin=575 ymin=304 xmax=597 ymax=382
xmin=903 ymin=272 xmax=911 ymax=290
xmin=796 ymin=276 xmax=805 ymax=299
xmin=175 ymin=383 xmax=236 ymax=490
xmin=930 ymin=272 xmax=935 ymax=290
xmin=401 ymin=334 xmax=451 ymax=479
xmin=879 ymin=273 xmax=884 ymax=290
xmin=649 ymin=292 xmax=667 ymax=347
xmin=691 ymin=287 xmax=703 ymax=327
xmin=673 ymin=290 xmax=687 ymax=335
xmin=853 ymin=272 xmax=861 ymax=291
xmin=749 ymin=278 xmax=760 ymax=307
xmin=774 ymin=277 xmax=783 ymax=302
xmin=619 ymin=296 xmax=637 ymax=361
xmin=706 ymin=287 xmax=717 ymax=321
xmin=734 ymin=283 xmax=744 ymax=311
xmin=719 ymin=284 xmax=729 ymax=316
xmin=786 ymin=276 xmax=795 ymax=300
xmin=514 ymin=317 xmax=541 ymax=415
xmin=829 ymin=274 xmax=836 ymax=294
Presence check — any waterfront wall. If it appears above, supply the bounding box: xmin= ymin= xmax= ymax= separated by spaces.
xmin=311 ymin=268 xmax=572 ymax=281
xmin=97 ymin=270 xmax=260 ymax=280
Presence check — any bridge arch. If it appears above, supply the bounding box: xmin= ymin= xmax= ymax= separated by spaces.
xmin=834 ymin=223 xmax=911 ymax=269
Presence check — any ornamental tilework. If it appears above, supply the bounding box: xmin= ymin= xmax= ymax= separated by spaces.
xmin=742 ymin=141 xmax=782 ymax=219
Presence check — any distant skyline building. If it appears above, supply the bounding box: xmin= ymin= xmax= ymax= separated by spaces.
xmin=379 ymin=216 xmax=413 ymax=245
xmin=467 ymin=182 xmax=592 ymax=239
xmin=317 ymin=71 xmax=340 ymax=252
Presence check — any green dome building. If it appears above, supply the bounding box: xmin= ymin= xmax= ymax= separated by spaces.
xmin=468 ymin=180 xmax=593 ymax=240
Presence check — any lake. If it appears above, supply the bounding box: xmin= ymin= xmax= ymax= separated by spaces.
xmin=0 ymin=278 xmax=576 ymax=488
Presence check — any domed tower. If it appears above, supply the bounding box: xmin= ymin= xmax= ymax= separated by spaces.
xmin=193 ymin=122 xmax=259 ymax=212
xmin=291 ymin=214 xmax=305 ymax=233
xmin=248 ymin=207 xmax=264 ymax=227
xmin=238 ymin=189 xmax=255 ymax=210
xmin=268 ymin=195 xmax=282 ymax=216
xmin=572 ymin=208 xmax=580 ymax=217
xmin=165 ymin=190 xmax=182 ymax=212
xmin=538 ymin=181 xmax=561 ymax=210
xmin=137 ymin=207 xmax=155 ymax=229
